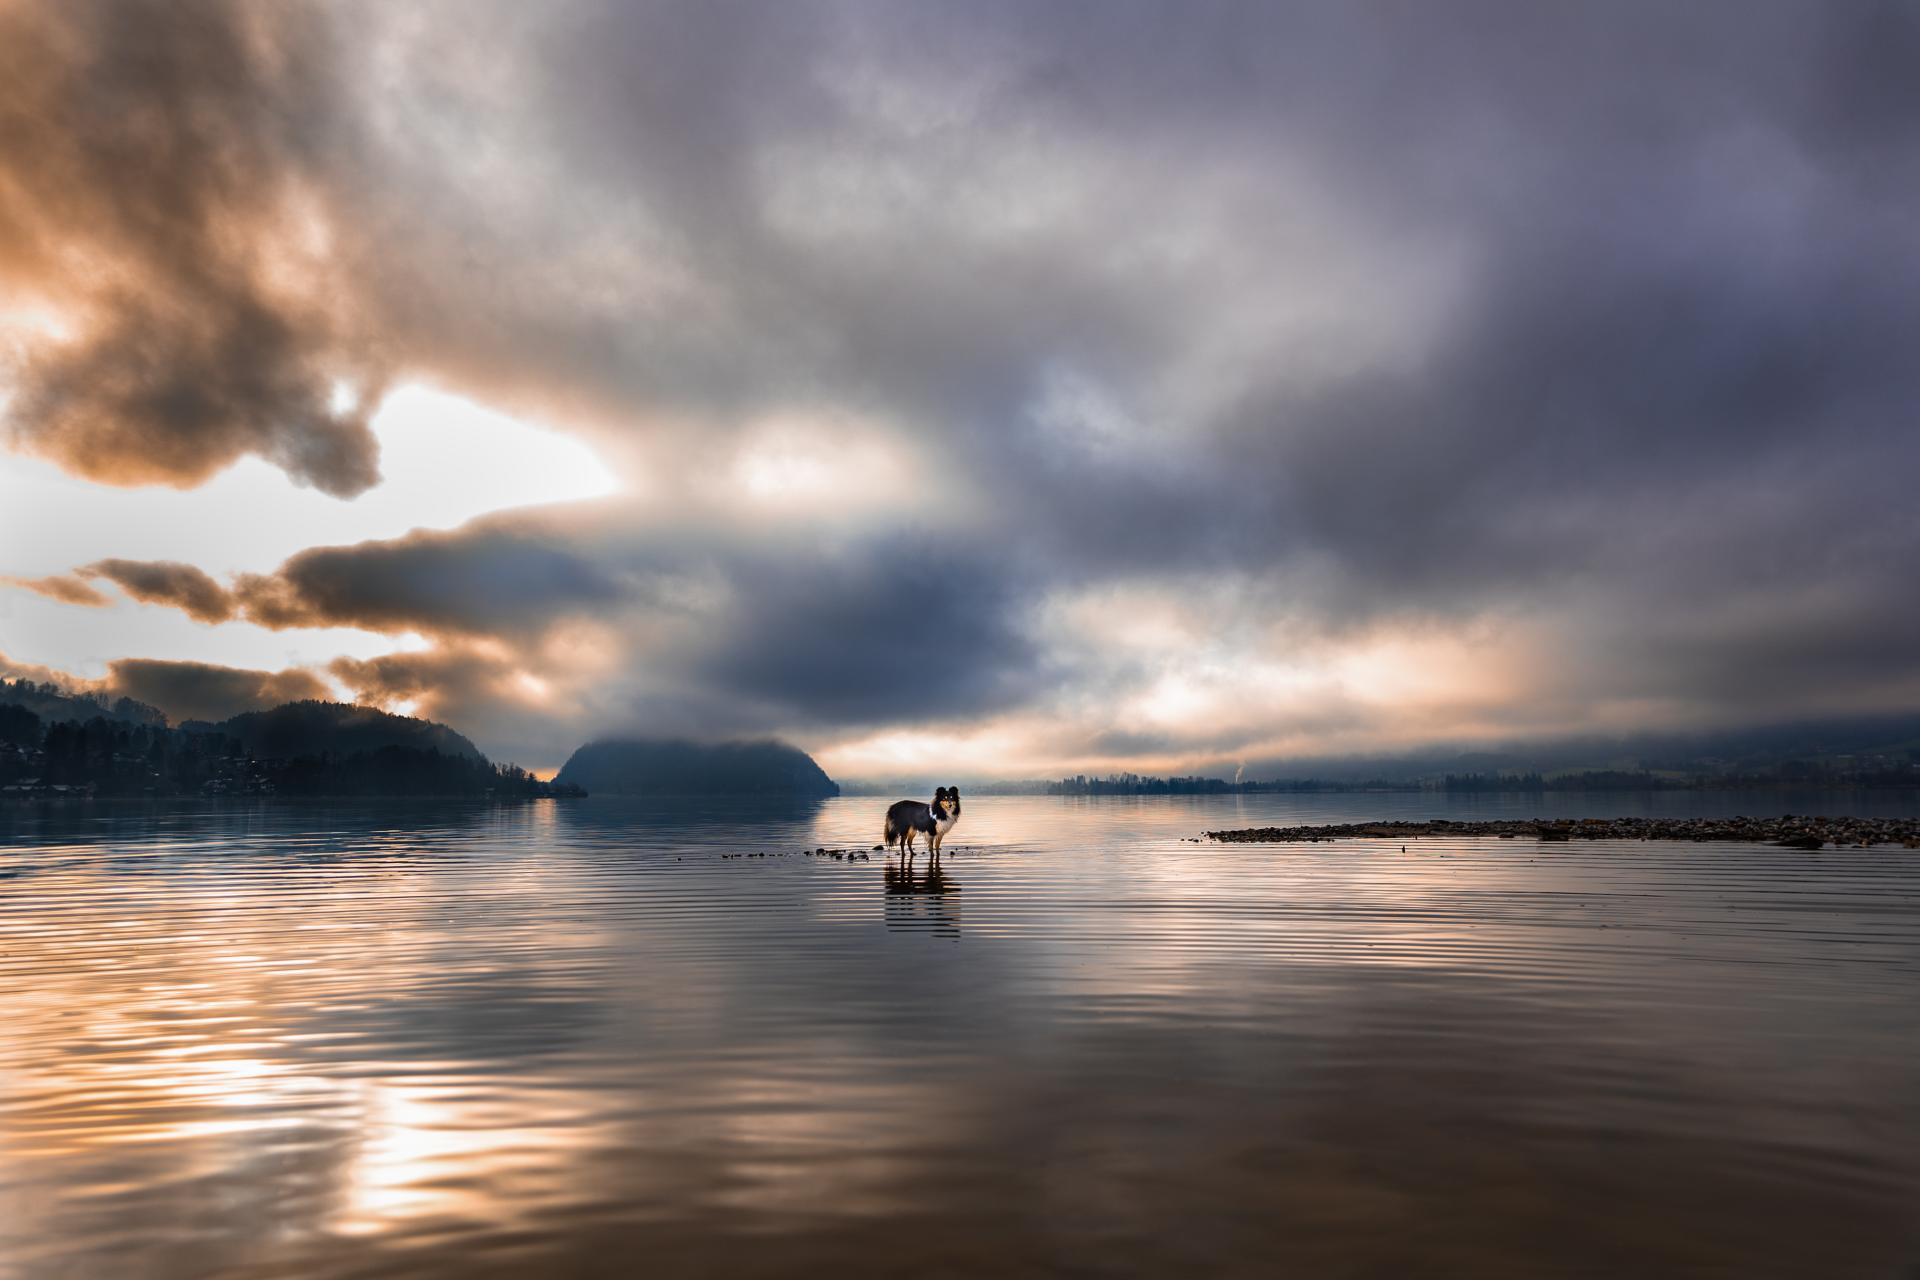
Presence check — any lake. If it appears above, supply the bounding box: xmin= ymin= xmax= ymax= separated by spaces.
xmin=2 ymin=793 xmax=1917 ymax=1277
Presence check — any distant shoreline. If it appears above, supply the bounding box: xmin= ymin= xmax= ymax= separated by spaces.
xmin=1205 ymin=816 xmax=1920 ymax=848
xmin=846 ymin=779 xmax=1920 ymax=797
xmin=0 ymin=791 xmax=584 ymax=805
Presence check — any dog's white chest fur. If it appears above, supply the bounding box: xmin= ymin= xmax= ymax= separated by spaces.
xmin=934 ymin=807 xmax=959 ymax=836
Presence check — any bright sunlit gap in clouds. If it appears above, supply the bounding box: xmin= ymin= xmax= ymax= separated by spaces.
xmin=0 ymin=383 xmax=620 ymax=680
xmin=726 ymin=415 xmax=923 ymax=515
xmin=0 ymin=298 xmax=76 ymax=348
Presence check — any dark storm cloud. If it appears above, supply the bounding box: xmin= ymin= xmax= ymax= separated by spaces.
xmin=482 ymin=0 xmax=1920 ymax=610
xmin=927 ymin=4 xmax=1920 ymax=573
xmin=293 ymin=521 xmax=1048 ymax=738
xmin=54 ymin=523 xmax=625 ymax=640
xmin=102 ymin=659 xmax=330 ymax=724
xmin=691 ymin=538 xmax=1043 ymax=726
xmin=782 ymin=0 xmax=1920 ymax=724
xmin=82 ymin=559 xmax=237 ymax=624
xmin=235 ymin=523 xmax=626 ymax=638
xmin=0 ymin=0 xmax=382 ymax=495
xmin=63 ymin=515 xmax=1045 ymax=747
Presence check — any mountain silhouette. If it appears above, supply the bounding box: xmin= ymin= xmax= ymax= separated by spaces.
xmin=202 ymin=700 xmax=483 ymax=761
xmin=555 ymin=738 xmax=838 ymax=798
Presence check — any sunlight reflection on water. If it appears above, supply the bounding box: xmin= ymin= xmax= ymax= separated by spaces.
xmin=1 ymin=793 xmax=1917 ymax=1277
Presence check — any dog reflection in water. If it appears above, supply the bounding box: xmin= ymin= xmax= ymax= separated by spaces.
xmin=883 ymin=860 xmax=959 ymax=938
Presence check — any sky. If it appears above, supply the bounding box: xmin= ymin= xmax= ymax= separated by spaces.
xmin=2 ymin=0 xmax=1918 ymax=780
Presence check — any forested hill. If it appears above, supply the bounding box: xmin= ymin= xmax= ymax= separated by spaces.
xmin=207 ymin=701 xmax=482 ymax=761
xmin=556 ymin=738 xmax=839 ymax=798
xmin=0 ymin=693 xmax=578 ymax=800
xmin=0 ymin=678 xmax=165 ymax=728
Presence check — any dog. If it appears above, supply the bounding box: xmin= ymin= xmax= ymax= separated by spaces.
xmin=884 ymin=786 xmax=961 ymax=862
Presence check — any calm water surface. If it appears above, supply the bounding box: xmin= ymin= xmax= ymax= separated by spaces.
xmin=2 ymin=793 xmax=1917 ymax=1278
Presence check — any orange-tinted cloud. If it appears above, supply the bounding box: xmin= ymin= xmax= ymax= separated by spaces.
xmin=330 ymin=646 xmax=523 ymax=722
xmin=0 ymin=649 xmax=329 ymax=725
xmin=1 ymin=573 xmax=111 ymax=607
xmin=101 ymin=658 xmax=331 ymax=724
xmin=327 ymin=641 xmax=601 ymax=774
xmin=81 ymin=559 xmax=236 ymax=623
xmin=0 ymin=650 xmax=81 ymax=688
xmin=0 ymin=0 xmax=382 ymax=496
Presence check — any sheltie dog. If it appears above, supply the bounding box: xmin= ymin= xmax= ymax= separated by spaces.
xmin=884 ymin=786 xmax=961 ymax=861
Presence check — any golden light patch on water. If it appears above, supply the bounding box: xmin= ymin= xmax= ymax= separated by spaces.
xmin=0 ymin=835 xmax=626 ymax=1260
xmin=332 ymin=1075 xmax=599 ymax=1237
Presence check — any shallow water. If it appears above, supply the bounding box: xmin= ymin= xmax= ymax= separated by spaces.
xmin=2 ymin=792 xmax=1917 ymax=1278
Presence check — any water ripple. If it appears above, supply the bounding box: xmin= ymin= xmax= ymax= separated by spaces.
xmin=1 ymin=794 xmax=1917 ymax=1276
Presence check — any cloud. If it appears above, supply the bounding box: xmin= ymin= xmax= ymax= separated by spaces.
xmin=6 ymin=2 xmax=1920 ymax=771
xmin=100 ymin=658 xmax=332 ymax=724
xmin=328 ymin=643 xmax=555 ymax=761
xmin=81 ymin=559 xmax=236 ymax=623
xmin=0 ymin=650 xmax=328 ymax=725
xmin=278 ymin=520 xmax=1048 ymax=764
xmin=689 ymin=537 xmax=1042 ymax=726
xmin=2 ymin=573 xmax=110 ymax=607
xmin=236 ymin=521 xmax=627 ymax=638
xmin=30 ymin=517 xmax=623 ymax=641
xmin=0 ymin=0 xmax=382 ymax=496
xmin=0 ymin=650 xmax=82 ymax=688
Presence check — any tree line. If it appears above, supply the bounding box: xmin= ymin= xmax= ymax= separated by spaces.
xmin=0 ymin=704 xmax=580 ymax=799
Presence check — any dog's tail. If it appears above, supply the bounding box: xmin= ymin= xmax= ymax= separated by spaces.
xmin=883 ymin=811 xmax=898 ymax=849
